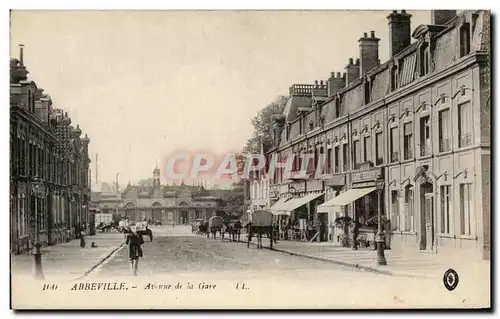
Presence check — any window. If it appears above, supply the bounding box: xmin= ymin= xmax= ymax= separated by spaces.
xmin=420 ymin=116 xmax=431 ymax=156
xmin=459 ymin=183 xmax=473 ymax=235
xmin=439 ymin=109 xmax=451 ymax=152
xmin=353 ymin=140 xmax=360 ymax=169
xmin=364 ymin=81 xmax=370 ymax=105
xmin=18 ymin=194 xmax=27 ymax=237
xmin=327 ymin=148 xmax=332 ymax=174
xmin=342 ymin=143 xmax=348 ymax=171
xmin=404 ymin=186 xmax=414 ymax=231
xmin=458 ymin=101 xmax=472 ymax=148
xmin=390 ymin=127 xmax=399 ymax=162
xmin=390 ymin=66 xmax=397 ymax=91
xmin=420 ymin=44 xmax=430 ymax=76
xmin=440 ymin=185 xmax=451 ymax=234
xmin=375 ymin=132 xmax=383 ymax=165
xmin=319 ymin=147 xmax=324 ymax=174
xmin=334 ymin=146 xmax=339 ymax=173
xmin=459 ymin=23 xmax=471 ymax=57
xmin=364 ymin=136 xmax=371 ymax=163
xmin=391 ymin=190 xmax=399 ymax=231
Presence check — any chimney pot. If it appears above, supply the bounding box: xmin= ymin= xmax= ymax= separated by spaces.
xmin=320 ymin=80 xmax=324 ymax=86
xmin=355 ymin=58 xmax=360 ymax=65
xmin=18 ymin=44 xmax=25 ymax=66
xmin=363 ymin=32 xmax=368 ymax=38
xmin=330 ymin=72 xmax=335 ymax=78
xmin=336 ymin=72 xmax=341 ymax=78
xmin=388 ymin=9 xmax=412 ymax=56
xmin=431 ymin=10 xmax=456 ymax=25
xmin=370 ymin=31 xmax=375 ymax=38
xmin=349 ymin=58 xmax=354 ymax=65
xmin=392 ymin=10 xmax=397 ymax=13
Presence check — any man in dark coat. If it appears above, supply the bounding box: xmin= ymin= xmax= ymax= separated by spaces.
xmin=126 ymin=225 xmax=144 ymax=276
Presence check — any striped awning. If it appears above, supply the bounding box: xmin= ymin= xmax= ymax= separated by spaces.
xmin=399 ymin=54 xmax=417 ymax=88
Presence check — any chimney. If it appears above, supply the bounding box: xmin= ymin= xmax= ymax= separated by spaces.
xmin=359 ymin=31 xmax=380 ymax=75
xmin=387 ymin=10 xmax=412 ymax=57
xmin=345 ymin=58 xmax=360 ymax=85
xmin=18 ymin=44 xmax=24 ymax=66
xmin=431 ymin=10 xmax=456 ymax=25
xmin=328 ymin=72 xmax=346 ymax=96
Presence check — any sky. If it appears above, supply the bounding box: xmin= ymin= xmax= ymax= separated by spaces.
xmin=10 ymin=10 xmax=431 ymax=187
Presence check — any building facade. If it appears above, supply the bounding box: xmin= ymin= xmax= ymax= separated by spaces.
xmin=91 ymin=167 xmax=229 ymax=225
xmin=266 ymin=10 xmax=491 ymax=260
xmin=10 ymin=47 xmax=92 ymax=254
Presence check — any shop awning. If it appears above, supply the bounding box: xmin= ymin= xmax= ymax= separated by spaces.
xmin=270 ymin=197 xmax=290 ymax=212
xmin=283 ymin=192 xmax=324 ymax=212
xmin=317 ymin=187 xmax=376 ymax=213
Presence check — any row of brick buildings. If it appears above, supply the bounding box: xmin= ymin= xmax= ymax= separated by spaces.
xmin=249 ymin=10 xmax=490 ymax=260
xmin=10 ymin=46 xmax=92 ymax=254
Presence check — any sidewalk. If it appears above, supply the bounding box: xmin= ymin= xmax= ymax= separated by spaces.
xmin=247 ymin=239 xmax=490 ymax=279
xmin=11 ymin=232 xmax=126 ymax=281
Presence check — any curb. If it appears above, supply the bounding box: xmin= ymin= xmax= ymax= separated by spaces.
xmin=75 ymin=242 xmax=126 ymax=280
xmin=218 ymin=236 xmax=437 ymax=279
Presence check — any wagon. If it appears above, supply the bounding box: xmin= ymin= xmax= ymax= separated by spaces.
xmin=207 ymin=216 xmax=224 ymax=239
xmin=247 ymin=210 xmax=275 ymax=249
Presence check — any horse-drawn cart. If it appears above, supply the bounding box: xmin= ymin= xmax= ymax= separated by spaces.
xmin=247 ymin=210 xmax=274 ymax=249
xmin=208 ymin=216 xmax=224 ymax=239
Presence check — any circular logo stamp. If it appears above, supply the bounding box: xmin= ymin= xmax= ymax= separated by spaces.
xmin=443 ymin=268 xmax=459 ymax=291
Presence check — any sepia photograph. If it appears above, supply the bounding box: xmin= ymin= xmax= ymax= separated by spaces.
xmin=8 ymin=7 xmax=491 ymax=310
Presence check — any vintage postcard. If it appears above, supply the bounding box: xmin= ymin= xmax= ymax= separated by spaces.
xmin=9 ymin=9 xmax=491 ymax=309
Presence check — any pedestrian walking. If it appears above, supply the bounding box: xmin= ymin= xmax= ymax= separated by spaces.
xmin=126 ymin=225 xmax=144 ymax=276
xmin=351 ymin=219 xmax=360 ymax=251
xmin=80 ymin=228 xmax=86 ymax=248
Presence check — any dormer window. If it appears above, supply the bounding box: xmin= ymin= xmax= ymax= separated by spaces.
xmin=459 ymin=23 xmax=471 ymax=57
xmin=335 ymin=97 xmax=341 ymax=118
xmin=419 ymin=43 xmax=430 ymax=77
xmin=390 ymin=65 xmax=398 ymax=91
xmin=364 ymin=80 xmax=371 ymax=105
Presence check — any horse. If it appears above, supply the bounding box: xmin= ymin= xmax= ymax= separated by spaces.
xmin=198 ymin=221 xmax=209 ymax=235
xmin=207 ymin=216 xmax=224 ymax=240
xmin=222 ymin=220 xmax=242 ymax=242
xmin=246 ymin=222 xmax=275 ymax=249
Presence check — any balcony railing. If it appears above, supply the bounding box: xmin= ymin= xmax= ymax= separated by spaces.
xmin=376 ymin=157 xmax=384 ymax=166
xmin=420 ymin=143 xmax=431 ymax=157
xmin=404 ymin=149 xmax=413 ymax=160
xmin=459 ymin=133 xmax=472 ymax=148
xmin=439 ymin=139 xmax=451 ymax=152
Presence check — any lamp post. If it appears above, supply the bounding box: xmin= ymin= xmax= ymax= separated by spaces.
xmin=375 ymin=179 xmax=387 ymax=266
xmin=31 ymin=179 xmax=45 ymax=280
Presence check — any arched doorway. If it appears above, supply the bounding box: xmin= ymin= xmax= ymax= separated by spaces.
xmin=419 ymin=181 xmax=434 ymax=251
xmin=124 ymin=202 xmax=136 ymax=221
xmin=179 ymin=201 xmax=189 ymax=224
xmin=152 ymin=202 xmax=163 ymax=222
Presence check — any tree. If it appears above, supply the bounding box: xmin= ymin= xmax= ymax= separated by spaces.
xmin=244 ymin=95 xmax=288 ymax=154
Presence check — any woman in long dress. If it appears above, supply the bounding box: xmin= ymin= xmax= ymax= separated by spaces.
xmin=126 ymin=226 xmax=144 ymax=276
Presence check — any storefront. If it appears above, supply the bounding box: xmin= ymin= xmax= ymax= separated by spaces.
xmin=317 ymin=166 xmax=384 ymax=247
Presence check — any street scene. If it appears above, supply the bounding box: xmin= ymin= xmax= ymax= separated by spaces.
xmin=9 ymin=9 xmax=491 ymax=309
